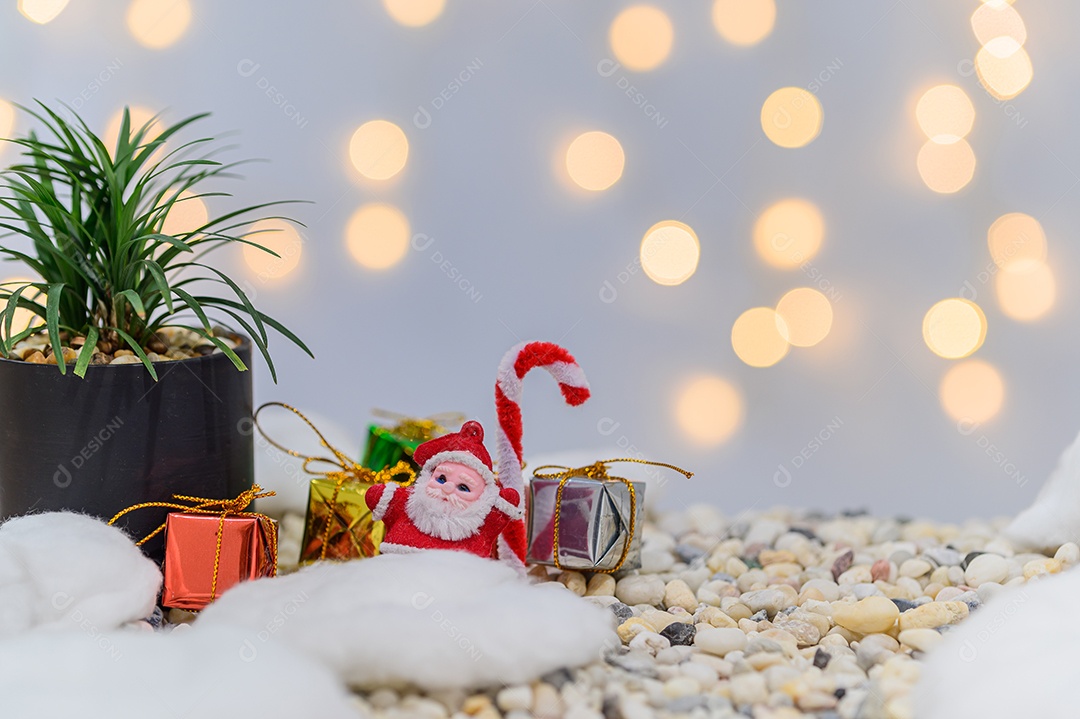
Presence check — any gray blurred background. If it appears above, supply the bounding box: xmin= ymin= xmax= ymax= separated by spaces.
xmin=1 ymin=0 xmax=1074 ymax=522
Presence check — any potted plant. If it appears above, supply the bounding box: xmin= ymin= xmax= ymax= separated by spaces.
xmin=0 ymin=102 xmax=311 ymax=558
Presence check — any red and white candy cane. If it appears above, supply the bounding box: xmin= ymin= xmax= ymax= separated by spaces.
xmin=494 ymin=341 xmax=590 ymax=573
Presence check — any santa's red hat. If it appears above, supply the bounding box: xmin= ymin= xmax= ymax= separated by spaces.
xmin=413 ymin=420 xmax=496 ymax=486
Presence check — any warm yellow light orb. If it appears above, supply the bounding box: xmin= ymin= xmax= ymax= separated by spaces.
xmin=976 ymin=40 xmax=1033 ymax=100
xmin=349 ymin=120 xmax=409 ymax=181
xmin=243 ymin=219 xmax=304 ymax=280
xmin=346 ymin=204 xmax=410 ymax=271
xmin=732 ymin=307 xmax=790 ymax=368
xmin=922 ymin=298 xmax=987 ymax=360
xmin=996 ymin=260 xmax=1055 ymax=321
xmin=609 ymin=5 xmax=674 ymax=72
xmin=0 ymin=277 xmax=44 ymax=333
xmin=0 ymin=98 xmax=15 ymax=155
xmin=160 ymin=190 xmax=208 ymax=237
xmin=674 ymin=375 xmax=744 ymax=445
xmin=712 ymin=0 xmax=775 ymax=46
xmin=753 ymin=198 xmax=824 ymax=268
xmin=940 ymin=359 xmax=1004 ymax=423
xmin=775 ymin=288 xmax=833 ymax=348
xmin=126 ymin=0 xmax=191 ymax=49
xmin=640 ymin=220 xmax=700 ymax=286
xmin=105 ymin=106 xmax=159 ymax=155
xmin=971 ymin=2 xmax=1026 ymax=47
xmin=760 ymin=87 xmax=823 ymax=149
xmin=917 ymin=138 xmax=976 ymax=194
xmin=915 ymin=85 xmax=975 ymax=142
xmin=988 ymin=212 xmax=1047 ymax=268
xmin=18 ymin=0 xmax=68 ymax=24
xmin=565 ymin=131 xmax=625 ymax=192
xmin=382 ymin=0 xmax=445 ymax=26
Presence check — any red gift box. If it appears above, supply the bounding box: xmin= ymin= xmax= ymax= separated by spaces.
xmin=109 ymin=484 xmax=278 ymax=611
xmin=162 ymin=512 xmax=277 ymax=610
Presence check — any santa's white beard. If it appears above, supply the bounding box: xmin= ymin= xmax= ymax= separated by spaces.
xmin=405 ymin=476 xmax=498 ymax=542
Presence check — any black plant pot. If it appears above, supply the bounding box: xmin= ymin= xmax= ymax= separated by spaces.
xmin=0 ymin=340 xmax=254 ymax=562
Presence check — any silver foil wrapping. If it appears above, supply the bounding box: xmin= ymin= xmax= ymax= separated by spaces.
xmin=525 ymin=476 xmax=645 ymax=571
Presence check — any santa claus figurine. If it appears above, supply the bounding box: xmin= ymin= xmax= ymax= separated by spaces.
xmin=365 ymin=420 xmax=523 ymax=559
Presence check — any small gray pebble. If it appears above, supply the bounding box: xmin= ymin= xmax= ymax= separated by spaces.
xmin=659 ymin=622 xmax=696 ymax=646
xmin=750 ymin=609 xmax=768 ymax=622
xmin=609 ymin=602 xmax=634 ymax=622
xmin=606 ymin=651 xmax=659 ymax=678
xmin=541 ymin=667 xmax=574 ymax=688
xmin=813 ymin=648 xmax=831 ymax=668
xmin=675 ymin=544 xmax=706 ymax=563
xmin=667 ymin=696 xmax=706 ymax=713
xmin=891 ymin=598 xmax=919 ymax=613
xmin=710 ymin=572 xmax=737 ymax=583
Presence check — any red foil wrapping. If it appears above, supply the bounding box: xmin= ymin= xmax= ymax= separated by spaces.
xmin=162 ymin=513 xmax=276 ymax=610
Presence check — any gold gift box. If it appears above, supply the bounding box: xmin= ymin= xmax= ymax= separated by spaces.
xmin=300 ymin=477 xmax=384 ymax=563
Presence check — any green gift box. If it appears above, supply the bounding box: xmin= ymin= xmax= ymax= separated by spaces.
xmin=361 ymin=411 xmax=463 ymax=471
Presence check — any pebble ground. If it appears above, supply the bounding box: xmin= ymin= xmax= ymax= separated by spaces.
xmin=268 ymin=506 xmax=1074 ymax=719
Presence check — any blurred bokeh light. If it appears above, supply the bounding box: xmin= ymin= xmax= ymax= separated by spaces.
xmin=753 ymin=198 xmax=824 ymax=268
xmin=732 ymin=307 xmax=790 ymax=367
xmin=940 ymin=359 xmax=1005 ymax=423
xmin=609 ymin=5 xmax=674 ymax=72
xmin=565 ymin=131 xmax=625 ymax=192
xmin=674 ymin=375 xmax=744 ymax=445
xmin=349 ymin=120 xmax=409 ymax=181
xmin=922 ymin=298 xmax=987 ymax=359
xmin=345 ymin=203 xmax=410 ymax=271
xmin=640 ymin=220 xmax=700 ymax=286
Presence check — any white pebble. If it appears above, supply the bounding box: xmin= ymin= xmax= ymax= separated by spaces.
xmin=694 ymin=627 xmax=747 ymax=656
xmin=1055 ymin=542 xmax=1080 ymax=565
xmin=964 ymin=554 xmax=1009 ymax=587
xmin=496 ymin=686 xmax=533 ymax=713
xmin=615 ymin=575 xmax=666 ymax=606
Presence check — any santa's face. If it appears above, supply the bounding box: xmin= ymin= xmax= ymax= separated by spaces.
xmin=407 ymin=461 xmax=497 ymax=541
xmin=425 ymin=462 xmax=485 ymax=508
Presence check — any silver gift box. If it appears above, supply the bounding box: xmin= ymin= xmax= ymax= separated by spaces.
xmin=525 ymin=476 xmax=645 ymax=572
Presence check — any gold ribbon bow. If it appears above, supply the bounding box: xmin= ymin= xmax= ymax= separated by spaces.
xmin=371 ymin=408 xmax=465 ymax=443
xmin=532 ymin=459 xmax=694 ymax=574
xmin=108 ymin=484 xmax=279 ymax=601
xmin=253 ymin=402 xmax=416 ymax=560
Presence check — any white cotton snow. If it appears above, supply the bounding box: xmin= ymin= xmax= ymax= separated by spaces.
xmin=197 ymin=550 xmax=617 ymax=690
xmin=1006 ymin=427 xmax=1080 ymax=550
xmin=0 ymin=512 xmax=161 ymax=637
xmin=253 ymin=408 xmax=356 ymax=518
xmin=914 ymin=568 xmax=1078 ymax=718
xmin=0 ymin=625 xmax=359 ymax=718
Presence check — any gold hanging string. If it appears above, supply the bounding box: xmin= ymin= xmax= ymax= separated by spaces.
xmin=371 ymin=408 xmax=465 ymax=442
xmin=108 ymin=484 xmax=278 ymax=601
xmin=253 ymin=402 xmax=416 ymax=560
xmin=533 ymin=459 xmax=693 ymax=574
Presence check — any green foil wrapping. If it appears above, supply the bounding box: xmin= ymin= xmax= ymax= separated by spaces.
xmin=361 ymin=425 xmax=424 ymax=472
xmin=300 ymin=477 xmax=384 ymax=564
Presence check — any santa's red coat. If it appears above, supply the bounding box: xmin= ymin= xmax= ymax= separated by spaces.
xmin=365 ymin=482 xmax=521 ymax=559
